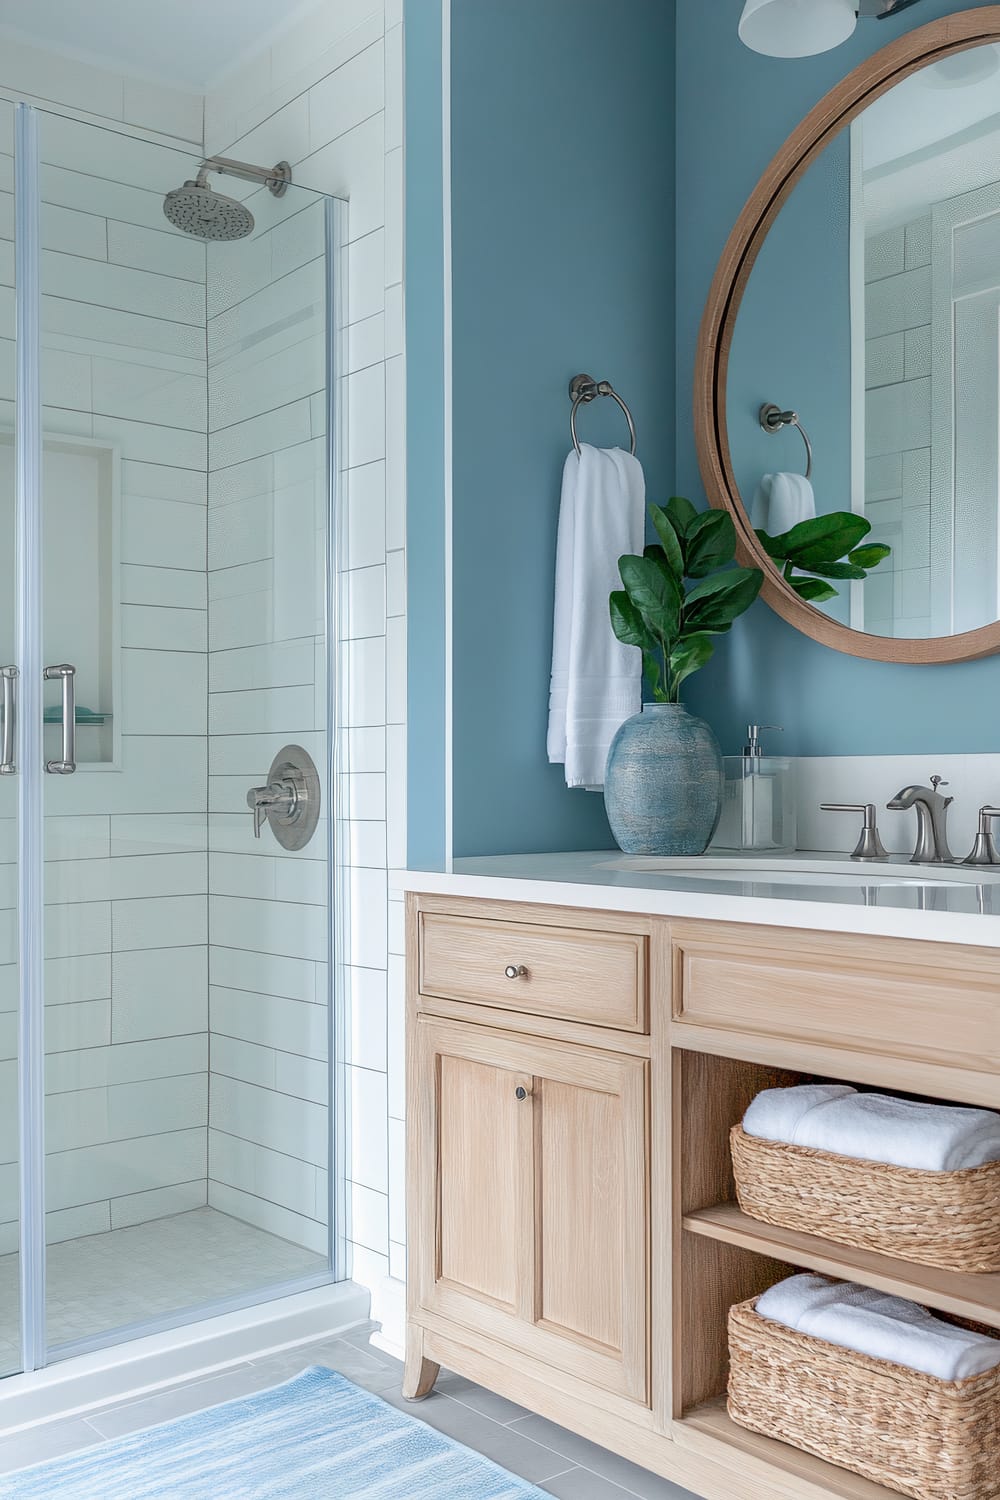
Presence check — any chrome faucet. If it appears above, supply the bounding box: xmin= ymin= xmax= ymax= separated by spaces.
xmin=886 ymin=774 xmax=954 ymax=864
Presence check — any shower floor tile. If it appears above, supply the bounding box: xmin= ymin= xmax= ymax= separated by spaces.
xmin=0 ymin=1207 xmax=326 ymax=1358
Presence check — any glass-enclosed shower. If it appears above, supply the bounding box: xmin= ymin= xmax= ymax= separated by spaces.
xmin=0 ymin=99 xmax=344 ymax=1375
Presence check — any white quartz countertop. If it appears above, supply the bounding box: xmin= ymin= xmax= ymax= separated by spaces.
xmin=392 ymin=850 xmax=1000 ymax=948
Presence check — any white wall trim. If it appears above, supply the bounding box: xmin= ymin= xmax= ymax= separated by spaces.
xmin=442 ymin=0 xmax=454 ymax=873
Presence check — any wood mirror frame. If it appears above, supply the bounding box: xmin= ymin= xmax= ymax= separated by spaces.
xmin=695 ymin=6 xmax=1000 ymax=665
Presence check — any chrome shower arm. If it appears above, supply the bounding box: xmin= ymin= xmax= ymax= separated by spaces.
xmin=198 ymin=156 xmax=291 ymax=197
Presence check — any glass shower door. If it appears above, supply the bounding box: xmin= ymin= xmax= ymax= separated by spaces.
xmin=26 ymin=103 xmax=339 ymax=1361
xmin=0 ymin=96 xmax=21 ymax=1377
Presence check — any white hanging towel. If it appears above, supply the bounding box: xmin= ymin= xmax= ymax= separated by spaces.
xmin=547 ymin=444 xmax=645 ymax=791
xmin=752 ymin=471 xmax=816 ymax=536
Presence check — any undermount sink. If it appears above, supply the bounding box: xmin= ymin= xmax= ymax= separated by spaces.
xmin=598 ymin=854 xmax=1000 ymax=888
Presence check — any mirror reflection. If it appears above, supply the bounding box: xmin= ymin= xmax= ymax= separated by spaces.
xmin=728 ymin=41 xmax=1000 ymax=640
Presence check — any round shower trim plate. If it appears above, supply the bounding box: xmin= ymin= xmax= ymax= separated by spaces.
xmin=268 ymin=162 xmax=292 ymax=197
xmin=263 ymin=743 xmax=322 ymax=852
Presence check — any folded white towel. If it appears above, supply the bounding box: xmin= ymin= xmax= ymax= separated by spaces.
xmin=547 ymin=444 xmax=645 ymax=791
xmin=757 ymin=1273 xmax=1000 ymax=1382
xmin=742 ymin=1084 xmax=1000 ymax=1172
xmin=752 ymin=471 xmax=816 ymax=536
xmin=743 ymin=1084 xmax=855 ymax=1142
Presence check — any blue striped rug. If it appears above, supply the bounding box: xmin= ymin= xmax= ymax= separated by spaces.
xmin=1 ymin=1367 xmax=552 ymax=1498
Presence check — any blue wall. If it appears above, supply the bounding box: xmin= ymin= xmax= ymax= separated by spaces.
xmin=449 ymin=0 xmax=676 ymax=856
xmin=405 ymin=0 xmax=448 ymax=868
xmin=407 ymin=0 xmax=677 ymax=861
xmin=677 ymin=0 xmax=1000 ymax=755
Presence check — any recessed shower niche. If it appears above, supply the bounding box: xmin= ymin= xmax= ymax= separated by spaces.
xmin=0 ymin=433 xmax=119 ymax=767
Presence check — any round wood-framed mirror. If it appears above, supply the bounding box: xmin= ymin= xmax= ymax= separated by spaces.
xmin=695 ymin=6 xmax=1000 ymax=663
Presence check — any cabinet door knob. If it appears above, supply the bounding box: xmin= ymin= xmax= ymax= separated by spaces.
xmin=504 ymin=964 xmax=528 ymax=980
xmin=514 ymin=1086 xmax=528 ymax=1101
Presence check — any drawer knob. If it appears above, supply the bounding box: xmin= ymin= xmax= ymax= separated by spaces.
xmin=504 ymin=964 xmax=528 ymax=980
xmin=515 ymin=1086 xmax=528 ymax=1101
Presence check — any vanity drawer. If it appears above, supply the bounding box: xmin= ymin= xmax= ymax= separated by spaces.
xmin=670 ymin=920 xmax=1000 ymax=1069
xmin=418 ymin=911 xmax=648 ymax=1032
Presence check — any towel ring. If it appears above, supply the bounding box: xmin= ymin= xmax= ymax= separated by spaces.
xmin=759 ymin=402 xmax=813 ymax=481
xmin=569 ymin=374 xmax=637 ymax=456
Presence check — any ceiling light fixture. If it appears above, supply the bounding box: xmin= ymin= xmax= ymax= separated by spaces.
xmin=739 ymin=0 xmax=926 ymax=60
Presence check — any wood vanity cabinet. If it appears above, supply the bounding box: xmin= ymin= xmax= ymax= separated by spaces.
xmin=403 ymin=890 xmax=1000 ymax=1500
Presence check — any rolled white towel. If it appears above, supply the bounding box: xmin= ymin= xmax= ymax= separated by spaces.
xmin=791 ymin=1092 xmax=1000 ymax=1173
xmin=757 ymin=1274 xmax=1000 ymax=1383
xmin=742 ymin=1084 xmax=857 ymax=1143
xmin=741 ymin=1084 xmax=1000 ymax=1172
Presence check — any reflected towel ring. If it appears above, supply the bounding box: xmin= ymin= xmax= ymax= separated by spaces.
xmin=759 ymin=402 xmax=813 ymax=481
xmin=569 ymin=374 xmax=637 ymax=456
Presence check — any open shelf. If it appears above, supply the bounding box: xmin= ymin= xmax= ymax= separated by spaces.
xmin=678 ymin=1399 xmax=900 ymax=1500
xmin=683 ymin=1202 xmax=1000 ymax=1329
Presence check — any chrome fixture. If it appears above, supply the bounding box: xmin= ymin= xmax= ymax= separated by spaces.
xmin=0 ymin=666 xmax=16 ymax=775
xmin=759 ymin=404 xmax=813 ymax=481
xmin=43 ymin=663 xmax=76 ymax=774
xmin=246 ymin=743 xmax=320 ymax=850
xmin=821 ymin=802 xmax=888 ymax=861
xmin=739 ymin=0 xmax=925 ymax=59
xmin=163 ymin=156 xmax=292 ymax=241
xmin=568 ymin=374 xmax=637 ymax=457
xmin=504 ymin=965 xmax=528 ymax=980
xmin=744 ymin=723 xmax=783 ymax=758
xmin=962 ymin=807 xmax=1000 ymax=867
xmin=886 ymin=775 xmax=954 ymax=864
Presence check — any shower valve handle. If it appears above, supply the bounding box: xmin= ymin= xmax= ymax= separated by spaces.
xmin=247 ymin=779 xmax=299 ymax=838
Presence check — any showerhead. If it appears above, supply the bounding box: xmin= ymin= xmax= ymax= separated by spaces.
xmin=162 ymin=157 xmax=291 ymax=241
xmin=163 ymin=179 xmax=255 ymax=241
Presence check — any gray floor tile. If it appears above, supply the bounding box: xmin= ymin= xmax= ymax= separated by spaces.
xmin=0 ymin=1418 xmax=102 ymax=1475
xmin=436 ymin=1370 xmax=535 ymax=1425
xmin=85 ymin=1360 xmax=276 ymax=1439
xmin=254 ymin=1337 xmax=400 ymax=1394
xmin=542 ymin=1467 xmax=648 ymax=1499
xmin=382 ymin=1388 xmax=571 ymax=1485
xmin=509 ymin=1413 xmax=702 ymax=1500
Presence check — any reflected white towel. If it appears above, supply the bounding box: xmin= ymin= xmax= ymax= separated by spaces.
xmin=752 ymin=471 xmax=816 ymax=536
xmin=547 ymin=444 xmax=645 ymax=790
xmin=742 ymin=1085 xmax=1000 ymax=1172
xmin=757 ymin=1274 xmax=1000 ymax=1382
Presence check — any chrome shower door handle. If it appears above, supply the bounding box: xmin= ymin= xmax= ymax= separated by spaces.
xmin=44 ymin=664 xmax=76 ymax=774
xmin=0 ymin=666 xmax=17 ymax=775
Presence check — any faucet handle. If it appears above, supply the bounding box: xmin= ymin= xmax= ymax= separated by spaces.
xmin=820 ymin=802 xmax=889 ymax=862
xmin=962 ymin=806 xmax=1000 ymax=867
xmin=930 ymin=774 xmax=949 ymax=791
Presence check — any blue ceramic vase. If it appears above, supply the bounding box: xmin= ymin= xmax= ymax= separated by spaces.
xmin=604 ymin=703 xmax=723 ymax=856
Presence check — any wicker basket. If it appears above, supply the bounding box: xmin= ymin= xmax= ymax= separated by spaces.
xmin=728 ymin=1296 xmax=1000 ymax=1500
xmin=730 ymin=1124 xmax=1000 ymax=1272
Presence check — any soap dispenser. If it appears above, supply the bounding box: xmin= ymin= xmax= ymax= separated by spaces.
xmin=712 ymin=724 xmax=796 ymax=853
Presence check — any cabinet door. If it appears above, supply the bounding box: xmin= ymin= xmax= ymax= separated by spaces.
xmin=411 ymin=1016 xmax=649 ymax=1403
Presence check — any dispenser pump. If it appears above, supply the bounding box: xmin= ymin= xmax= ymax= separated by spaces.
xmin=743 ymin=724 xmax=782 ymax=759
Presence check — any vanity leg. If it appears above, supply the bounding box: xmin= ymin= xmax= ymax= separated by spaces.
xmin=402 ymin=1326 xmax=440 ymax=1400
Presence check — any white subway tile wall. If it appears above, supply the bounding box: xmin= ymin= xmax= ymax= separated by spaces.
xmin=203 ymin=0 xmax=404 ymax=1297
xmin=0 ymin=0 xmax=404 ymax=1329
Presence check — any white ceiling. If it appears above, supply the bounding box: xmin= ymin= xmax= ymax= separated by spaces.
xmin=0 ymin=0 xmax=323 ymax=92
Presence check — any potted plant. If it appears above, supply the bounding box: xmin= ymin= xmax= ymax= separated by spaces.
xmin=606 ymin=500 xmax=890 ymax=854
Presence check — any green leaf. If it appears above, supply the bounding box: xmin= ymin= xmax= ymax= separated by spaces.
xmin=755 ymin=527 xmax=787 ymax=561
xmin=618 ymin=553 xmax=681 ymax=641
xmin=669 ymin=632 xmax=715 ymax=693
xmin=791 ymin=577 xmax=839 ymax=603
xmin=642 ymin=651 xmax=665 ymax=702
xmin=610 ymin=590 xmax=656 ymax=652
xmin=648 ymin=503 xmax=684 ymax=578
xmin=772 ymin=512 xmax=871 ymax=567
xmin=848 ymin=543 xmax=892 ymax=569
xmin=798 ymin=560 xmax=866 ymax=581
xmin=683 ymin=566 xmax=763 ymax=633
xmin=684 ymin=510 xmax=737 ymax=578
xmin=665 ymin=495 xmax=698 ymax=538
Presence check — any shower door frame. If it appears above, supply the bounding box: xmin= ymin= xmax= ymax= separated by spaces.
xmin=10 ymin=101 xmax=349 ymax=1376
